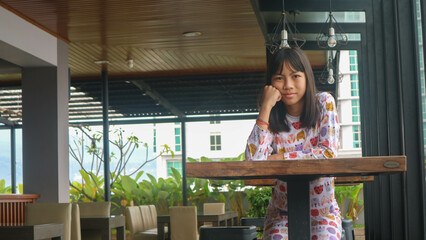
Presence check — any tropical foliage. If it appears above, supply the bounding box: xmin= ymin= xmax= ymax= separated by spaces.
xmin=335 ymin=184 xmax=364 ymax=221
xmin=68 ymin=127 xmax=274 ymax=217
xmin=0 ymin=179 xmax=23 ymax=194
xmin=245 ymin=186 xmax=272 ymax=218
xmin=69 ymin=130 xmax=250 ymax=216
xmin=69 ymin=126 xmax=172 ymax=202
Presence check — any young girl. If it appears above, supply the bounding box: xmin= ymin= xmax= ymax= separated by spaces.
xmin=245 ymin=47 xmax=342 ymax=240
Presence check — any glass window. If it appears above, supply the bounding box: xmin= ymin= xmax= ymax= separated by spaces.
xmin=167 ymin=161 xmax=182 ymax=177
xmin=175 ymin=127 xmax=181 ymax=152
xmin=210 ymin=132 xmax=221 ymax=151
xmin=209 ymin=114 xmax=221 ymax=124
xmin=350 ymin=74 xmax=359 ymax=97
xmin=353 ymin=126 xmax=361 ymax=148
xmin=345 ymin=12 xmax=361 ymax=22
xmin=415 ymin=0 xmax=426 ymax=183
xmin=349 ymin=50 xmax=358 ymax=72
xmin=352 ymin=99 xmax=360 ymax=122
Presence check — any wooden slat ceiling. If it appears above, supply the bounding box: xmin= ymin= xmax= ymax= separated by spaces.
xmin=0 ymin=0 xmax=333 ymax=123
xmin=0 ymin=0 xmax=270 ymax=78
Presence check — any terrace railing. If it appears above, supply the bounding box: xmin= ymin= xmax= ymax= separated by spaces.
xmin=0 ymin=194 xmax=40 ymax=226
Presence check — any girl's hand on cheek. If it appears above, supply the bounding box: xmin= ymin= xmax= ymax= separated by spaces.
xmin=263 ymin=85 xmax=282 ymax=109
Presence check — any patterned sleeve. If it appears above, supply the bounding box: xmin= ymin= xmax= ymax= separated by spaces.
xmin=245 ymin=124 xmax=274 ymax=161
xmin=283 ymin=92 xmax=340 ymax=160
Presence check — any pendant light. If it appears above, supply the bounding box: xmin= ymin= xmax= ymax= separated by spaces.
xmin=316 ymin=0 xmax=348 ymax=48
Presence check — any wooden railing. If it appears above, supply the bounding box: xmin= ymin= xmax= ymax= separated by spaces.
xmin=0 ymin=194 xmax=40 ymax=226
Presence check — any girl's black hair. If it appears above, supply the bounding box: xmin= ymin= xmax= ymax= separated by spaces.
xmin=262 ymin=47 xmax=321 ymax=133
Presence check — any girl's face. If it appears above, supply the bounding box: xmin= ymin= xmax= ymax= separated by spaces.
xmin=271 ymin=62 xmax=307 ymax=116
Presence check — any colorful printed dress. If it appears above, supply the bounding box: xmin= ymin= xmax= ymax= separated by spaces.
xmin=245 ymin=92 xmax=342 ymax=240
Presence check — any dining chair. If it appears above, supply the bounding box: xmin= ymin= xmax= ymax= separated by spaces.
xmin=125 ymin=206 xmax=157 ymax=240
xmin=147 ymin=205 xmax=157 ymax=228
xmin=25 ymin=202 xmax=73 ymax=240
xmin=78 ymin=201 xmax=111 ymax=218
xmin=203 ymin=202 xmax=225 ymax=226
xmin=71 ymin=204 xmax=82 ymax=240
xmin=139 ymin=205 xmax=155 ymax=230
xmin=203 ymin=203 xmax=225 ymax=215
xmin=78 ymin=201 xmax=111 ymax=240
xmin=169 ymin=206 xmax=198 ymax=240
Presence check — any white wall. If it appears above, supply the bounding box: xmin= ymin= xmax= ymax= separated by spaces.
xmin=0 ymin=6 xmax=57 ymax=67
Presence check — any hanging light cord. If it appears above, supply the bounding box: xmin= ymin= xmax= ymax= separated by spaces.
xmin=282 ymin=0 xmax=286 ymax=30
xmin=329 ymin=0 xmax=333 ymax=26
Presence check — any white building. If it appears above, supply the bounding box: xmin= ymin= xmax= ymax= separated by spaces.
xmin=337 ymin=50 xmax=362 ymax=158
xmin=154 ymin=119 xmax=255 ymax=179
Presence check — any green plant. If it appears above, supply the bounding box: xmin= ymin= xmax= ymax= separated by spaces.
xmin=335 ymin=184 xmax=364 ymax=221
xmin=69 ymin=126 xmax=172 ymax=202
xmin=187 ymin=154 xmax=246 ymax=217
xmin=0 ymin=180 xmax=22 ymax=194
xmin=0 ymin=179 xmax=11 ymax=193
xmin=109 ymin=167 xmax=183 ymax=215
xmin=245 ymin=187 xmax=272 ymax=217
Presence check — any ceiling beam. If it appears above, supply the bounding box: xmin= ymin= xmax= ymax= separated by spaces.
xmin=131 ymin=80 xmax=186 ymax=119
xmin=258 ymin=0 xmax=370 ymax=12
xmin=299 ymin=41 xmax=361 ymax=51
xmin=267 ymin=23 xmax=366 ymax=34
xmin=69 ymin=113 xmax=258 ymax=126
xmin=0 ymin=117 xmax=17 ymax=126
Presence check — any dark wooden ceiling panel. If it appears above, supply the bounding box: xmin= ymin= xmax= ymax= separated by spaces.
xmin=0 ymin=0 xmax=344 ymax=123
xmin=0 ymin=0 xmax=267 ymax=78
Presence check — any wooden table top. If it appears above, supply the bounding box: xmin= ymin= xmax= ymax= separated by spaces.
xmin=157 ymin=211 xmax=238 ymax=223
xmin=187 ymin=156 xmax=406 ymax=180
xmin=0 ymin=223 xmax=64 ymax=239
xmin=80 ymin=216 xmax=125 ymax=230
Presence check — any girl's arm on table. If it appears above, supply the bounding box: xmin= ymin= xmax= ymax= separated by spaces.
xmin=245 ymin=124 xmax=274 ymax=161
xmin=245 ymin=85 xmax=280 ymax=161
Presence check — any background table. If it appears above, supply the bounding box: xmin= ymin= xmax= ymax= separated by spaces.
xmin=244 ymin=175 xmax=375 ymax=186
xmin=80 ymin=216 xmax=125 ymax=240
xmin=157 ymin=211 xmax=238 ymax=240
xmin=187 ymin=156 xmax=406 ymax=239
xmin=0 ymin=223 xmax=63 ymax=240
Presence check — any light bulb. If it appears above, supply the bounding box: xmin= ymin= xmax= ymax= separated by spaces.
xmin=328 ymin=69 xmax=335 ymax=84
xmin=327 ymin=27 xmax=337 ymax=48
xmin=127 ymin=59 xmax=134 ymax=68
xmin=279 ymin=30 xmax=290 ymax=49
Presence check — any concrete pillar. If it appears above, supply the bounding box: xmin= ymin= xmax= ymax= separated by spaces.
xmin=21 ymin=39 xmax=69 ymax=202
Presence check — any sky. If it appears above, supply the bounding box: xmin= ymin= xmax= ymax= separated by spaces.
xmin=0 ymin=129 xmax=22 ymax=188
